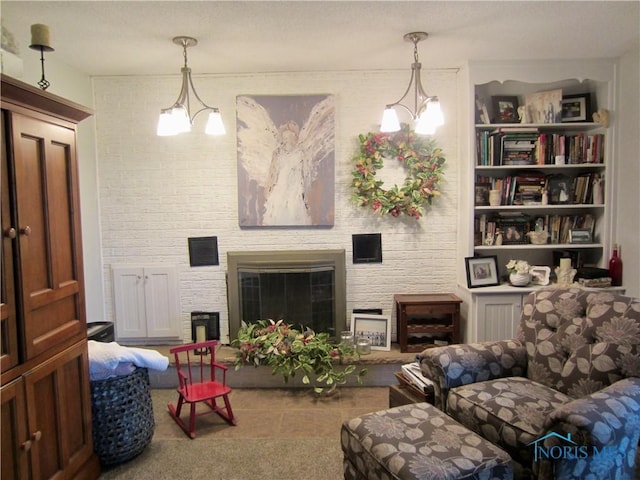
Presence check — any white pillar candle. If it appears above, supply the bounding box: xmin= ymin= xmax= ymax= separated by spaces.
xmin=560 ymin=258 xmax=571 ymax=270
xmin=196 ymin=325 xmax=207 ymax=343
xmin=30 ymin=24 xmax=52 ymax=48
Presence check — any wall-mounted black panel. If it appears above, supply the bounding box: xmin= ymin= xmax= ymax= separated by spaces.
xmin=352 ymin=233 xmax=382 ymax=264
xmin=188 ymin=236 xmax=219 ymax=266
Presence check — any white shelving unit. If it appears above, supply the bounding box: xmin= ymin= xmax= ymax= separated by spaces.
xmin=458 ymin=60 xmax=618 ymax=343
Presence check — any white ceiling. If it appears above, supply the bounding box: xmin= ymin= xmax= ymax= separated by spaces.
xmin=2 ymin=1 xmax=639 ymax=77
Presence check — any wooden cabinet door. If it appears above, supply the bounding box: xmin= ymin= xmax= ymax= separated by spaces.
xmin=9 ymin=112 xmax=86 ymax=360
xmin=24 ymin=341 xmax=94 ymax=480
xmin=1 ymin=378 xmax=30 ymax=480
xmin=1 ymin=111 xmax=19 ymax=372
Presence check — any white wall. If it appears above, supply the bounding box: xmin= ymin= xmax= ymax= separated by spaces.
xmin=615 ymin=45 xmax=640 ymax=298
xmin=93 ymin=69 xmax=460 ymax=343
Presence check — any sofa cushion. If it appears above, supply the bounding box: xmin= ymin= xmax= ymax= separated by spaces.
xmin=521 ymin=288 xmax=640 ymax=397
xmin=446 ymin=376 xmax=572 ymax=467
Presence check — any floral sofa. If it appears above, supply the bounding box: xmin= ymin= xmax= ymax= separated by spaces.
xmin=419 ymin=287 xmax=640 ymax=479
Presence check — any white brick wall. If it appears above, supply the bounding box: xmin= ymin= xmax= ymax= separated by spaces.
xmin=93 ymin=68 xmax=460 ymax=344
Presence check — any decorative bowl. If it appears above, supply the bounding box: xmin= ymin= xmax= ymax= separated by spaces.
xmin=527 ymin=230 xmax=549 ymax=245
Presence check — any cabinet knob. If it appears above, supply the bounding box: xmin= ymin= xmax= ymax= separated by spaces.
xmin=31 ymin=430 xmax=42 ymax=442
xmin=3 ymin=227 xmax=16 ymax=239
xmin=20 ymin=440 xmax=32 ymax=451
xmin=19 ymin=226 xmax=32 ymax=236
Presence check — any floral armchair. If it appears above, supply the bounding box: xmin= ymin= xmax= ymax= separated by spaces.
xmin=419 ymin=287 xmax=640 ymax=479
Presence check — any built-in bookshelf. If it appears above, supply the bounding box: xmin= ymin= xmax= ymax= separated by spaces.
xmin=469 ymin=72 xmax=613 ymax=276
xmin=473 ymin=123 xmax=606 ymax=264
xmin=457 ymin=60 xmax=618 ymax=344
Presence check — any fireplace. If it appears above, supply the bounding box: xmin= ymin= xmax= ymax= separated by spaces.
xmin=227 ymin=250 xmax=346 ymax=342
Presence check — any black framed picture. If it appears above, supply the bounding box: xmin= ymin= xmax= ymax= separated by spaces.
xmin=501 ymin=223 xmax=527 ymax=245
xmin=561 ymin=93 xmax=592 ymax=122
xmin=474 ymin=183 xmax=491 ymax=206
xmin=546 ymin=175 xmax=573 ymax=204
xmin=465 ymin=256 xmax=500 ymax=288
xmin=491 ymin=96 xmax=520 ymax=123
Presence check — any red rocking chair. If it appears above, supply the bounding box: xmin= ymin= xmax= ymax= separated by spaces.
xmin=168 ymin=340 xmax=236 ymax=439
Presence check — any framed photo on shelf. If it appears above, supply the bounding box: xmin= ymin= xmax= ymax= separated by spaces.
xmin=491 ymin=96 xmax=520 ymax=123
xmin=465 ymin=256 xmax=499 ymax=288
xmin=530 ymin=266 xmax=551 ymax=286
xmin=546 ymin=175 xmax=572 ymax=204
xmin=561 ymin=93 xmax=592 ymax=122
xmin=474 ymin=183 xmax=491 ymax=206
xmin=501 ymin=223 xmax=527 ymax=245
xmin=569 ymin=228 xmax=593 ymax=244
xmin=350 ymin=313 xmax=391 ymax=351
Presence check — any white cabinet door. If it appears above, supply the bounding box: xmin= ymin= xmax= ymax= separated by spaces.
xmin=143 ymin=266 xmax=180 ymax=338
xmin=472 ymin=293 xmax=523 ymax=342
xmin=112 ymin=265 xmax=180 ymax=340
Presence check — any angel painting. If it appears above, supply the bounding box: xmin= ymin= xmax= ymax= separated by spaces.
xmin=236 ymin=94 xmax=335 ymax=226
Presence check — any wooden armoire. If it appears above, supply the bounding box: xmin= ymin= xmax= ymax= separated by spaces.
xmin=1 ymin=74 xmax=100 ymax=479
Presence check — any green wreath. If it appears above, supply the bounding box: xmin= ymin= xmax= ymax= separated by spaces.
xmin=350 ymin=124 xmax=446 ymax=219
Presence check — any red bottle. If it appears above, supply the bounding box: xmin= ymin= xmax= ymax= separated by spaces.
xmin=609 ymin=244 xmax=623 ymax=286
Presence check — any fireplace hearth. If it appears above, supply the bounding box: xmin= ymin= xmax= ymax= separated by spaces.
xmin=227 ymin=250 xmax=346 ymax=342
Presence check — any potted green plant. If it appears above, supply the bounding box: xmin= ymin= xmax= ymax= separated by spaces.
xmin=231 ymin=319 xmax=367 ymax=394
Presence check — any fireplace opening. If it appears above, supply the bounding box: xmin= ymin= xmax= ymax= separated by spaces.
xmin=227 ymin=250 xmax=346 ymax=342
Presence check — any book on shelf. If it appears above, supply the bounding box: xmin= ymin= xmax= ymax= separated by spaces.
xmin=476 ymin=172 xmax=602 ymax=207
xmin=476 ymin=129 xmax=605 ymax=166
xmin=476 ymin=212 xmax=596 ymax=246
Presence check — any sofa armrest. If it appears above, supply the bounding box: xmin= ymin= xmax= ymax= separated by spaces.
xmin=538 ymin=377 xmax=640 ymax=479
xmin=418 ymin=340 xmax=526 ymax=410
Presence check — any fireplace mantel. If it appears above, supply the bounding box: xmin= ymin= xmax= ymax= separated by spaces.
xmin=227 ymin=250 xmax=346 ymax=341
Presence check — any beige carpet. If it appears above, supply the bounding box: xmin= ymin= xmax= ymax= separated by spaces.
xmin=98 ymin=387 xmax=389 ymax=480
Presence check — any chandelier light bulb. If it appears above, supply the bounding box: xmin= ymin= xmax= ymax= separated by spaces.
xmin=157 ymin=109 xmax=177 ymax=136
xmin=205 ymin=110 xmax=226 ymax=135
xmin=425 ymin=98 xmax=444 ymax=126
xmin=171 ymin=106 xmax=191 ymax=133
xmin=380 ymin=108 xmax=401 ymax=133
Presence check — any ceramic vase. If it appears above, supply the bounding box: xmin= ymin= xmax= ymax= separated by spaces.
xmin=509 ymin=272 xmax=530 ymax=287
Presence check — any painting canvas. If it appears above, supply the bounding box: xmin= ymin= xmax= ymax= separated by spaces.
xmin=525 ymin=89 xmax=562 ymax=124
xmin=236 ymin=94 xmax=335 ymax=227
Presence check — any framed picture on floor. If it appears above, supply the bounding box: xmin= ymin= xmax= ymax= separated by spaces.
xmin=350 ymin=313 xmax=391 ymax=351
xmin=465 ymin=256 xmax=500 ymax=288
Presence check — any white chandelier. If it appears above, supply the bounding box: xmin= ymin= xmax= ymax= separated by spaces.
xmin=380 ymin=32 xmax=444 ymax=135
xmin=157 ymin=36 xmax=225 ymax=136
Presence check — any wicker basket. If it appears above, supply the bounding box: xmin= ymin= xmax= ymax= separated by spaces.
xmin=90 ymin=367 xmax=155 ymax=466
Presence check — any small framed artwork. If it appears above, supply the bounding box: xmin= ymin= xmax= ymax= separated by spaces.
xmin=569 ymin=228 xmax=593 ymax=244
xmin=465 ymin=256 xmax=500 ymax=288
xmin=491 ymin=96 xmax=520 ymax=123
xmin=546 ymin=175 xmax=572 ymax=204
xmin=561 ymin=94 xmax=592 ymax=122
xmin=525 ymin=89 xmax=562 ymax=123
xmin=474 ymin=183 xmax=491 ymax=206
xmin=350 ymin=313 xmax=391 ymax=351
xmin=501 ymin=223 xmax=527 ymax=245
xmin=530 ymin=266 xmax=551 ymax=286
